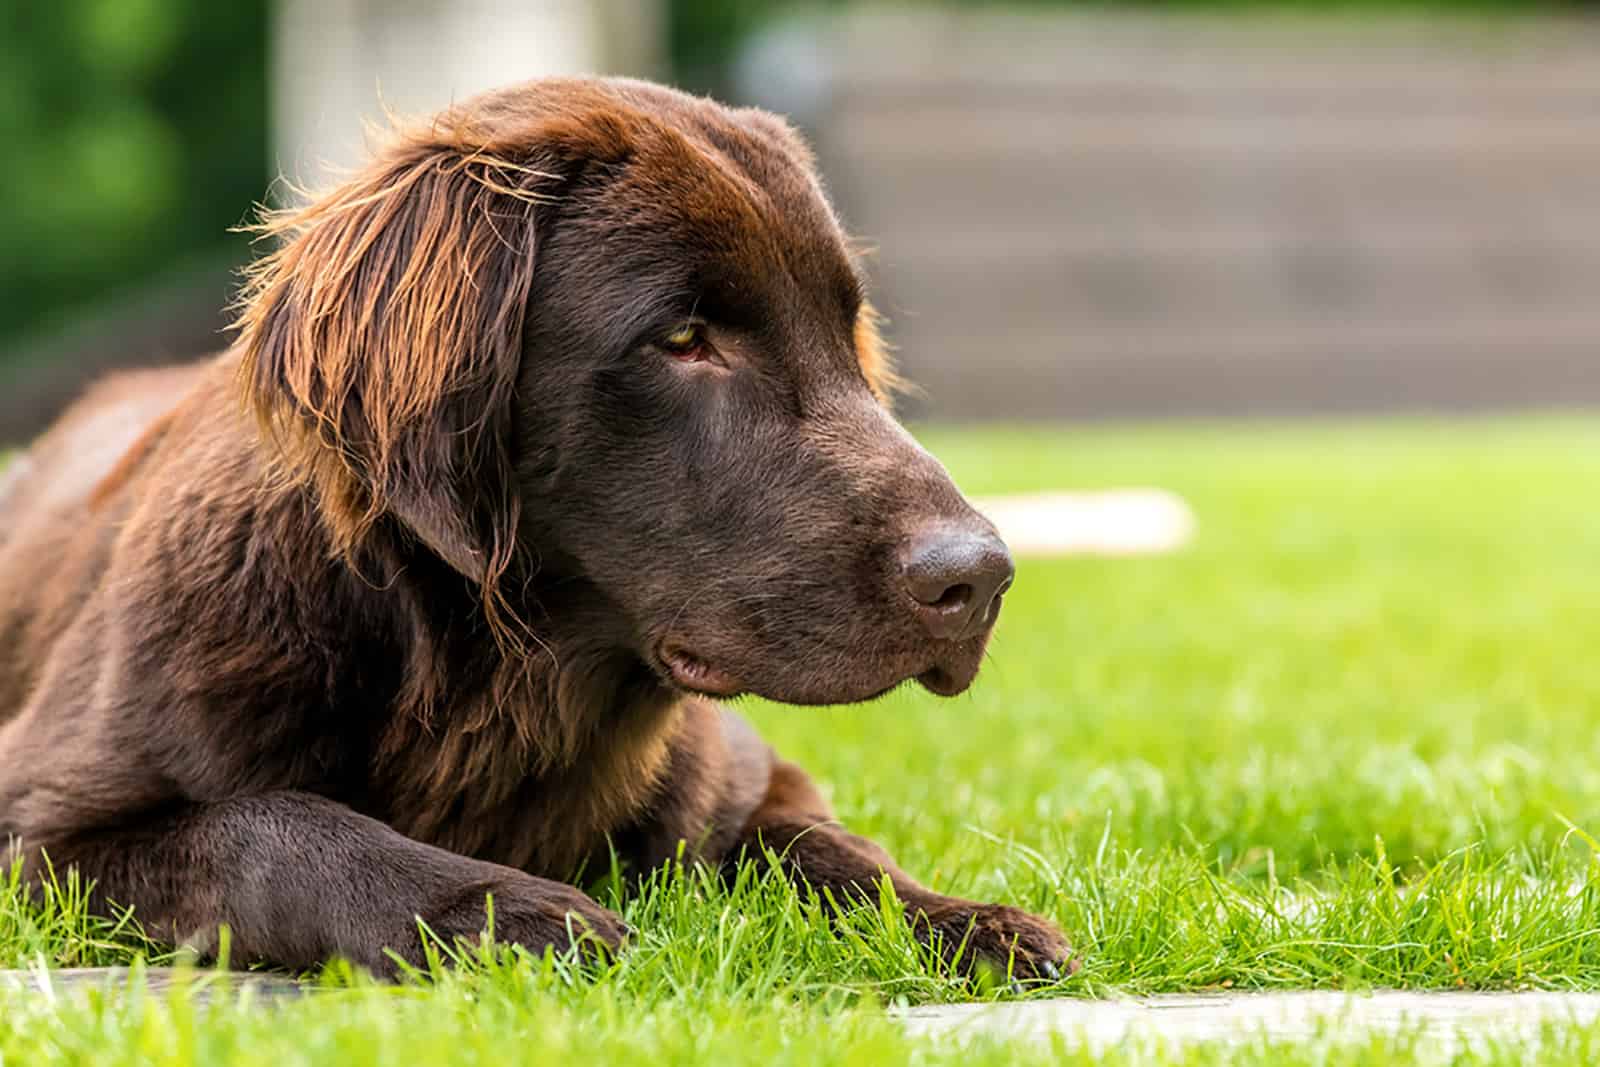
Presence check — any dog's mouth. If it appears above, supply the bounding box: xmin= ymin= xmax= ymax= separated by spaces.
xmin=658 ymin=643 xmax=744 ymax=697
xmin=654 ymin=634 xmax=989 ymax=704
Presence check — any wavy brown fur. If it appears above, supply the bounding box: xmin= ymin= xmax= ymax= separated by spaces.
xmin=0 ymin=77 xmax=1067 ymax=981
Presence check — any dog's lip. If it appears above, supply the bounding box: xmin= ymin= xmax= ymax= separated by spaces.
xmin=657 ymin=643 xmax=743 ymax=697
xmin=915 ymin=631 xmax=991 ymax=697
xmin=653 ymin=620 xmax=994 ymax=703
xmin=916 ymin=662 xmax=972 ymax=697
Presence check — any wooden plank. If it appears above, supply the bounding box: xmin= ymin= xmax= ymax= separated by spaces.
xmin=741 ymin=10 xmax=1600 ymax=416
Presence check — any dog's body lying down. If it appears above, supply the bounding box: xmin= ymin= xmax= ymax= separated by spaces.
xmin=0 ymin=78 xmax=1069 ymax=978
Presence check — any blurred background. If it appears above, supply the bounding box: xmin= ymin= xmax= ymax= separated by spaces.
xmin=1 ymin=0 xmax=1597 ymax=436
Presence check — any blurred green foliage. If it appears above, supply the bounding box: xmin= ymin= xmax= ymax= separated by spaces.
xmin=0 ymin=1 xmax=267 ymax=348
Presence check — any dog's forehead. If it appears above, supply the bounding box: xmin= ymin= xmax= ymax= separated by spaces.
xmin=498 ymin=78 xmax=886 ymax=392
xmin=601 ymin=86 xmax=862 ymax=305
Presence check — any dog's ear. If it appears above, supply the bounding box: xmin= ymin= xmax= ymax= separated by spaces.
xmin=234 ymin=115 xmax=577 ymax=617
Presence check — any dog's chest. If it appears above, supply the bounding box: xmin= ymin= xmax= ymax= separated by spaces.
xmin=367 ymin=696 xmax=681 ymax=878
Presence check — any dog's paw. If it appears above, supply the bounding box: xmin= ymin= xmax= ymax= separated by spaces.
xmin=428 ymin=876 xmax=628 ymax=964
xmin=494 ymin=881 xmax=629 ymax=960
xmin=913 ymin=899 xmax=1075 ymax=983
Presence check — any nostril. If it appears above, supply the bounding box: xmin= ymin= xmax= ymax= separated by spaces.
xmin=898 ymin=522 xmax=1014 ymax=640
xmin=928 ymin=582 xmax=973 ymax=613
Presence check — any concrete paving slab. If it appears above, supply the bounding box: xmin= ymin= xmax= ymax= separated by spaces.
xmin=0 ymin=967 xmax=304 ymax=1003
xmin=897 ymin=991 xmax=1600 ymax=1051
xmin=12 ymin=968 xmax=1596 ymax=1057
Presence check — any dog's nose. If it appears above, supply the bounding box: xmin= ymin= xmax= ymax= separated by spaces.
xmin=898 ymin=523 xmax=1015 ymax=641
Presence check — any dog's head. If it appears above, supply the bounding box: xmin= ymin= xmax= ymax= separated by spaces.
xmin=237 ymin=78 xmax=1011 ymax=705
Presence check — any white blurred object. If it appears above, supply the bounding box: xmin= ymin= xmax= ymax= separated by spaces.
xmin=272 ymin=0 xmax=663 ymax=186
xmin=972 ymin=489 xmax=1194 ymax=558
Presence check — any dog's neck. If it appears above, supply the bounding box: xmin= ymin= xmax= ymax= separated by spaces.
xmin=351 ymin=532 xmax=688 ymax=874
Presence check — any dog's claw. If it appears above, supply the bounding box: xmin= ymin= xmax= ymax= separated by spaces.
xmin=1041 ymin=960 xmax=1062 ymax=982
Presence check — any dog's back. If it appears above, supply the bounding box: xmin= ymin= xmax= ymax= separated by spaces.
xmin=0 ymin=362 xmax=208 ymax=718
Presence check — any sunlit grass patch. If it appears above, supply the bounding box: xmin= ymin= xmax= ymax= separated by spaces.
xmin=4 ymin=415 xmax=1599 ymax=1063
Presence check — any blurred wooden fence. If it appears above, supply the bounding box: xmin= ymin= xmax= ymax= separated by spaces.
xmin=7 ymin=12 xmax=1599 ymax=441
xmin=745 ymin=12 xmax=1600 ymax=418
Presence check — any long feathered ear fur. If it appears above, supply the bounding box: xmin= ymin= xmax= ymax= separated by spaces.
xmin=233 ymin=112 xmax=563 ymax=639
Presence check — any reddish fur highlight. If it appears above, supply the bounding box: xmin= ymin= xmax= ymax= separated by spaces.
xmin=231 ymin=109 xmax=557 ymax=650
xmin=854 ymin=301 xmax=904 ymax=405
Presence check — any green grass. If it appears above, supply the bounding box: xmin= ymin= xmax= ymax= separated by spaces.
xmin=5 ymin=414 xmax=1600 ymax=1063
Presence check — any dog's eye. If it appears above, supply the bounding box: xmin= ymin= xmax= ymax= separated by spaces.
xmin=659 ymin=322 xmax=708 ymax=360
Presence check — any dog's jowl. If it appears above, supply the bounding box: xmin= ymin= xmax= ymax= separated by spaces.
xmin=0 ymin=77 xmax=1070 ymax=979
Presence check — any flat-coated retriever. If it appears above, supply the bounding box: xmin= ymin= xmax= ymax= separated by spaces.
xmin=0 ymin=77 xmax=1070 ymax=979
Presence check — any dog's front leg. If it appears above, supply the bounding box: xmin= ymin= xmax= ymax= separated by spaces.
xmin=730 ymin=755 xmax=1074 ymax=981
xmin=16 ymin=790 xmax=625 ymax=974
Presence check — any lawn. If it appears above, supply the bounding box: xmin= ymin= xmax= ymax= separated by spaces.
xmin=4 ymin=415 xmax=1600 ymax=1064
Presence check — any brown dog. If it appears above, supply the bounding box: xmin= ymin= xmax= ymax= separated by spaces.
xmin=0 ymin=78 xmax=1070 ymax=979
